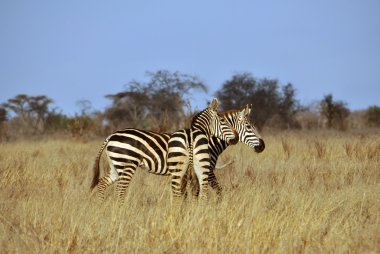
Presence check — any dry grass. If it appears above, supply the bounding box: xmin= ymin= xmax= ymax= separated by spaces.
xmin=0 ymin=131 xmax=379 ymax=253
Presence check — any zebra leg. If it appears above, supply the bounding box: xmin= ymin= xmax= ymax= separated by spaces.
xmin=209 ymin=170 xmax=223 ymax=201
xmin=97 ymin=163 xmax=119 ymax=201
xmin=168 ymin=157 xmax=189 ymax=211
xmin=191 ymin=134 xmax=211 ymax=201
xmin=190 ymin=170 xmax=200 ymax=198
xmin=170 ymin=161 xmax=189 ymax=199
xmin=181 ymin=170 xmax=189 ymax=200
xmin=115 ymin=163 xmax=137 ymax=206
xmin=167 ymin=131 xmax=190 ymax=208
xmin=193 ymin=158 xmax=210 ymax=201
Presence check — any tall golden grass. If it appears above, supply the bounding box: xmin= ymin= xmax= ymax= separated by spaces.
xmin=0 ymin=131 xmax=379 ymax=253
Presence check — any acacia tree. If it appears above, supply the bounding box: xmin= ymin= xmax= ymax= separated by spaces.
xmin=105 ymin=70 xmax=207 ymax=131
xmin=2 ymin=94 xmax=54 ymax=134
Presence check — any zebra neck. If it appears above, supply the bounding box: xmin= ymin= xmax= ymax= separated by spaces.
xmin=191 ymin=110 xmax=211 ymax=136
xmin=210 ymin=137 xmax=229 ymax=156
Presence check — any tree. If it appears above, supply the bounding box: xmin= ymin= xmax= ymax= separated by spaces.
xmin=0 ymin=107 xmax=6 ymax=123
xmin=320 ymin=94 xmax=350 ymax=130
xmin=215 ymin=73 xmax=300 ymax=130
xmin=364 ymin=105 xmax=380 ymax=127
xmin=0 ymin=107 xmax=8 ymax=141
xmin=105 ymin=70 xmax=207 ymax=131
xmin=44 ymin=109 xmax=70 ymax=133
xmin=216 ymin=73 xmax=257 ymax=110
xmin=2 ymin=94 xmax=54 ymax=134
xmin=277 ymin=83 xmax=301 ymax=128
xmin=76 ymin=99 xmax=93 ymax=116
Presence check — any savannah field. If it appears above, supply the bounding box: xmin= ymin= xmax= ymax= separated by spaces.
xmin=0 ymin=130 xmax=379 ymax=253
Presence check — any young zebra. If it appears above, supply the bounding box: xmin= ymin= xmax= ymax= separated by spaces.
xmin=90 ymin=98 xmax=238 ymax=205
xmin=190 ymin=104 xmax=265 ymax=198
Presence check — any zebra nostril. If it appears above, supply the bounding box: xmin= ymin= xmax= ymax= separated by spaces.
xmin=254 ymin=138 xmax=265 ymax=153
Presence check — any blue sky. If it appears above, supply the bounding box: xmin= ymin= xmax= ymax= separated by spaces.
xmin=1 ymin=0 xmax=379 ymax=115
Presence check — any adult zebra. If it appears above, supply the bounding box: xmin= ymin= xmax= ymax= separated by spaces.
xmin=167 ymin=104 xmax=265 ymax=200
xmin=90 ymin=98 xmax=238 ymax=205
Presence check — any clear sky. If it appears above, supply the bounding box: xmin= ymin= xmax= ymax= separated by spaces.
xmin=1 ymin=0 xmax=379 ymax=115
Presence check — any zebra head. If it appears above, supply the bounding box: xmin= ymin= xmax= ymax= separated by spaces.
xmin=222 ymin=104 xmax=265 ymax=153
xmin=192 ymin=98 xmax=239 ymax=145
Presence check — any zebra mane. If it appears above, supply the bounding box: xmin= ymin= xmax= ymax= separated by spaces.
xmin=190 ymin=108 xmax=215 ymax=132
xmin=220 ymin=109 xmax=239 ymax=116
xmin=191 ymin=108 xmax=208 ymax=125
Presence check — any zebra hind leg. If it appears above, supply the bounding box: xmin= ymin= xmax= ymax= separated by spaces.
xmin=169 ymin=160 xmax=189 ymax=211
xmin=181 ymin=170 xmax=189 ymax=200
xmin=190 ymin=170 xmax=200 ymax=198
xmin=193 ymin=160 xmax=210 ymax=202
xmin=116 ymin=163 xmax=137 ymax=206
xmin=97 ymin=165 xmax=119 ymax=202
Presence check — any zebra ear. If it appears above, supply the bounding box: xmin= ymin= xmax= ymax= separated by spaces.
xmin=210 ymin=98 xmax=219 ymax=111
xmin=244 ymin=104 xmax=252 ymax=116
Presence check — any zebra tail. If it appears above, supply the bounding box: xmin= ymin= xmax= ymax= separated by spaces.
xmin=90 ymin=137 xmax=109 ymax=190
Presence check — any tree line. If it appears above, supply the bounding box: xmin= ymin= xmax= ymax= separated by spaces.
xmin=1 ymin=70 xmax=379 ymax=141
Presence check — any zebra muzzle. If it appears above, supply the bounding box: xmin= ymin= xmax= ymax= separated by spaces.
xmin=254 ymin=138 xmax=265 ymax=153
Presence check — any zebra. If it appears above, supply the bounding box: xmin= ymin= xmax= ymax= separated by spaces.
xmin=167 ymin=103 xmax=265 ymax=201
xmin=189 ymin=104 xmax=265 ymax=198
xmin=136 ymin=104 xmax=264 ymax=199
xmin=90 ymin=98 xmax=238 ymax=205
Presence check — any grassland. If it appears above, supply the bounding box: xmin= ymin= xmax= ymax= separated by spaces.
xmin=0 ymin=131 xmax=379 ymax=253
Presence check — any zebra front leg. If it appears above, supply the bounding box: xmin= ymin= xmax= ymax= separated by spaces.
xmin=209 ymin=170 xmax=223 ymax=201
xmin=116 ymin=163 xmax=137 ymax=206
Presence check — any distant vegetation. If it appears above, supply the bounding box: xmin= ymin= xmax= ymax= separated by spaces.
xmin=1 ymin=70 xmax=379 ymax=140
xmin=216 ymin=73 xmax=301 ymax=130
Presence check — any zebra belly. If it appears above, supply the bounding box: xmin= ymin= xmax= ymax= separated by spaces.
xmin=139 ymin=159 xmax=170 ymax=175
